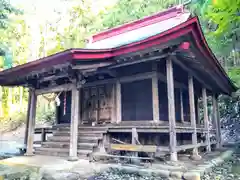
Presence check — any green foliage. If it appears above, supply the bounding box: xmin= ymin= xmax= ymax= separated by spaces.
xmin=36 ymin=102 xmax=56 ymax=125
xmin=100 ymin=0 xmax=176 ymax=29
xmin=228 ymin=68 xmax=240 ymax=87
xmin=0 ymin=111 xmax=26 ymax=132
xmin=0 ymin=0 xmax=21 ymax=55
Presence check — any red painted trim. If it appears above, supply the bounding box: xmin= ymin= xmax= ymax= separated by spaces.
xmin=0 ymin=18 xmax=196 ymax=80
xmin=91 ymin=5 xmax=184 ymax=42
xmin=0 ymin=16 xmax=235 ymax=92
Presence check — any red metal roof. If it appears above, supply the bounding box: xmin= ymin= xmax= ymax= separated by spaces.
xmin=0 ymin=10 xmax=237 ymax=93
xmin=90 ymin=5 xmax=185 ymax=43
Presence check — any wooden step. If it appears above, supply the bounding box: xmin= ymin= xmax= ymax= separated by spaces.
xmin=55 ymin=126 xmax=108 ymax=132
xmin=48 ymin=136 xmax=70 ymax=142
xmin=35 ymin=147 xmax=92 ymax=157
xmin=53 ymin=131 xmax=104 ymax=137
xmin=78 ymin=136 xmax=102 ymax=143
xmin=42 ymin=141 xmax=97 ymax=150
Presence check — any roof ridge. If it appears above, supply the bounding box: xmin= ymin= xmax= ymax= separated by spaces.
xmin=90 ymin=5 xmax=185 ymax=43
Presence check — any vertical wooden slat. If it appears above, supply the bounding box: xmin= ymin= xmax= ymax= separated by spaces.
xmin=25 ymin=89 xmax=37 ymax=156
xmin=69 ymin=85 xmax=79 ymax=161
xmin=212 ymin=94 xmax=221 ymax=148
xmin=202 ymin=88 xmax=211 ymax=152
xmin=116 ymin=80 xmax=122 ymax=124
xmin=188 ymin=76 xmax=199 ymax=156
xmin=180 ymin=90 xmax=184 ymax=123
xmin=152 ymin=72 xmax=160 ymax=123
xmin=166 ymin=58 xmax=177 ymax=161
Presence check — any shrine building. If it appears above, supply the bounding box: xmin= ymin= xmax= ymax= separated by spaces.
xmin=0 ymin=5 xmax=237 ymax=161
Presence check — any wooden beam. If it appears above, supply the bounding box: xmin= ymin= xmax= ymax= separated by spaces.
xmin=35 ymin=83 xmax=74 ymax=95
xmin=72 ymin=62 xmax=113 ymax=70
xmin=68 ymin=85 xmax=79 ymax=161
xmin=116 ymin=80 xmax=122 ymax=124
xmin=157 ymin=73 xmax=187 ymax=89
xmin=119 ymin=72 xmax=154 ymax=83
xmin=39 ymin=73 xmax=68 ymax=83
xmin=171 ymin=55 xmax=212 ymax=91
xmin=81 ymin=71 xmax=187 ymax=91
xmin=166 ymin=58 xmax=177 ymax=161
xmin=110 ymin=54 xmax=168 ymax=69
xmin=202 ymin=87 xmax=211 ymax=152
xmin=25 ymin=89 xmax=37 ymax=156
xmin=188 ymin=75 xmax=199 ymax=156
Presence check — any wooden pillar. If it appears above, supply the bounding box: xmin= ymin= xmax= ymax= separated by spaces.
xmin=166 ymin=58 xmax=177 ymax=161
xmin=188 ymin=76 xmax=199 ymax=156
xmin=212 ymin=94 xmax=221 ymax=148
xmin=132 ymin=128 xmax=139 ymax=156
xmin=152 ymin=72 xmax=160 ymax=123
xmin=216 ymin=99 xmax=222 ymax=146
xmin=68 ymin=85 xmax=80 ymax=161
xmin=25 ymin=89 xmax=37 ymax=156
xmin=202 ymin=88 xmax=211 ymax=152
xmin=116 ymin=80 xmax=122 ymax=124
xmin=24 ymin=89 xmax=32 ymax=146
xmin=111 ymin=84 xmax=116 ymax=123
xmin=180 ymin=90 xmax=184 ymax=123
xmin=196 ymin=98 xmax=200 ymax=125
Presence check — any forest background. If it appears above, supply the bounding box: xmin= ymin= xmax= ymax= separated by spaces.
xmin=0 ymin=0 xmax=239 ymax=139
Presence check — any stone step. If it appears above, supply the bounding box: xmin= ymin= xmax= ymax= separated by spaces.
xmin=42 ymin=141 xmax=97 ymax=150
xmin=34 ymin=150 xmax=68 ymax=157
xmin=48 ymin=135 xmax=102 ymax=143
xmin=35 ymin=147 xmax=92 ymax=156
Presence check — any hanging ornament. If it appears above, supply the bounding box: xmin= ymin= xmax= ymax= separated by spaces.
xmin=55 ymin=92 xmax=62 ymax=106
xmin=63 ymin=91 xmax=67 ymax=115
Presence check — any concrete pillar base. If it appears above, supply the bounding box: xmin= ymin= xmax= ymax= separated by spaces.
xmin=24 ymin=153 xmax=34 ymax=157
xmin=68 ymin=156 xmax=78 ymax=162
xmin=170 ymin=152 xmax=178 ymax=162
xmin=190 ymin=154 xmax=202 ymax=161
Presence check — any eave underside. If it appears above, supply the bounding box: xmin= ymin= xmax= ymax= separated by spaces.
xmin=0 ymin=41 xmax=234 ymax=96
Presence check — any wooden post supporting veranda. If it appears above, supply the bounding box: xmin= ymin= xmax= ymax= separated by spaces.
xmin=24 ymin=89 xmax=32 ymax=147
xmin=212 ymin=94 xmax=221 ymax=148
xmin=202 ymin=87 xmax=211 ymax=152
xmin=166 ymin=58 xmax=177 ymax=161
xmin=25 ymin=89 xmax=37 ymax=156
xmin=152 ymin=64 xmax=160 ymax=123
xmin=68 ymin=84 xmax=80 ymax=161
xmin=116 ymin=80 xmax=122 ymax=124
xmin=188 ymin=76 xmax=200 ymax=158
xmin=111 ymin=83 xmax=116 ymax=123
xmin=180 ymin=90 xmax=184 ymax=123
